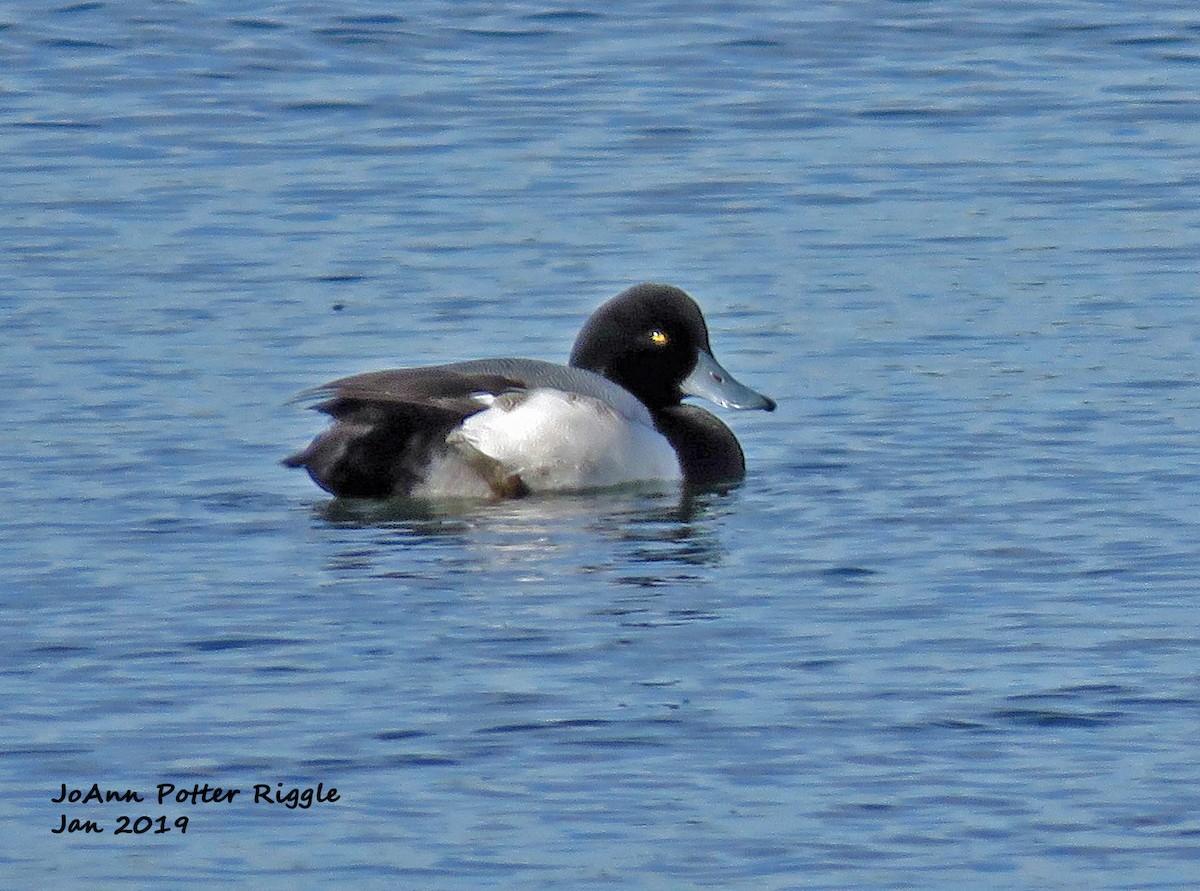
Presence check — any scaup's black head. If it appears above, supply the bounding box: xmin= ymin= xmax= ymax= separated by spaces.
xmin=568 ymin=283 xmax=776 ymax=413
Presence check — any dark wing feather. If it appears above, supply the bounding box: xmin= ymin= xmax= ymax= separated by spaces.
xmin=304 ymin=365 xmax=523 ymax=418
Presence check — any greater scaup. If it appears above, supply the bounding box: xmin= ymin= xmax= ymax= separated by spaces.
xmin=284 ymin=283 xmax=775 ymax=499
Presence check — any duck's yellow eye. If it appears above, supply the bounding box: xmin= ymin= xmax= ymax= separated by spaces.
xmin=649 ymin=329 xmax=669 ymax=347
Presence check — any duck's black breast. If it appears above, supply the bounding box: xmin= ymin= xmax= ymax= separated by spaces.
xmin=652 ymin=404 xmax=746 ymax=486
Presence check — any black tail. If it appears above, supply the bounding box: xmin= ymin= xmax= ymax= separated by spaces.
xmin=284 ymin=405 xmax=459 ymax=499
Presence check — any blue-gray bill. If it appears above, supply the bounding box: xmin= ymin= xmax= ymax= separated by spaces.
xmin=680 ymin=349 xmax=776 ymax=412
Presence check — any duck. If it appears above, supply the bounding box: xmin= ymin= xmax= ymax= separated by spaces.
xmin=284 ymin=283 xmax=775 ymax=499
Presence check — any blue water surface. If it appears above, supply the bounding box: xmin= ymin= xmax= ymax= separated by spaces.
xmin=3 ymin=1 xmax=1200 ymax=888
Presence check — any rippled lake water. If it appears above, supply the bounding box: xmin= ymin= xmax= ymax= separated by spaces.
xmin=4 ymin=0 xmax=1200 ymax=887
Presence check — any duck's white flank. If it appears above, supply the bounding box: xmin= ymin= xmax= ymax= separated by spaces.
xmin=449 ymin=389 xmax=682 ymax=493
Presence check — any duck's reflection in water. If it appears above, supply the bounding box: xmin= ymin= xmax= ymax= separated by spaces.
xmin=313 ymin=483 xmax=738 ymax=586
